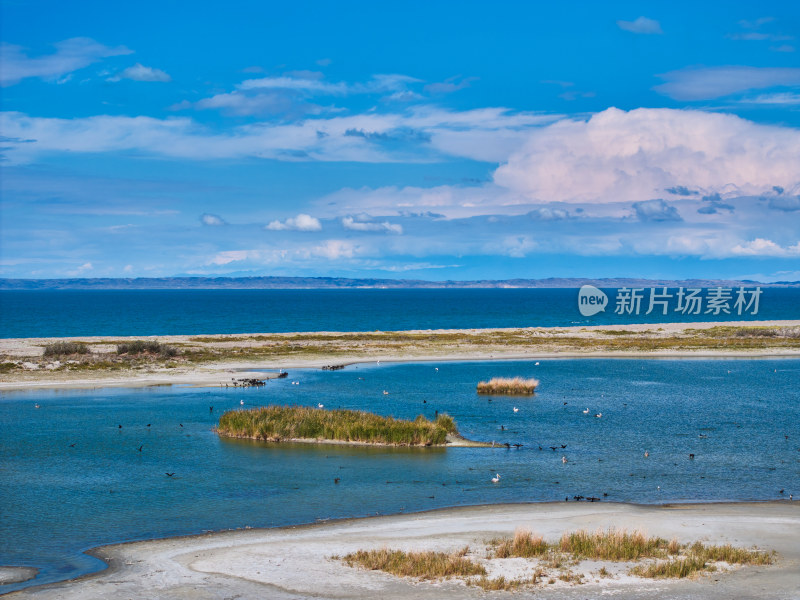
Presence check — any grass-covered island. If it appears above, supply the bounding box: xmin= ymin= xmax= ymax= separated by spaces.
xmin=216 ymin=405 xmax=491 ymax=447
xmin=477 ymin=376 xmax=539 ymax=395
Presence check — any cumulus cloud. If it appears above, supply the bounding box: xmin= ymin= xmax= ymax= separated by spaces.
xmin=266 ymin=214 xmax=322 ymax=231
xmin=107 ymin=63 xmax=171 ymax=82
xmin=200 ymin=213 xmax=226 ymax=226
xmin=616 ymin=17 xmax=662 ymax=34
xmin=493 ymin=107 xmax=800 ymax=204
xmin=654 ymin=66 xmax=800 ymax=101
xmin=632 ymin=199 xmax=682 ymax=221
xmin=341 ymin=215 xmax=403 ymax=234
xmin=731 ymin=238 xmax=800 ymax=256
xmin=0 ymin=37 xmax=131 ymax=86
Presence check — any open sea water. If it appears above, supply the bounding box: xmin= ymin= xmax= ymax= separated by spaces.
xmin=2 ymin=288 xmax=800 ymax=338
xmin=1 ymin=358 xmax=799 ymax=593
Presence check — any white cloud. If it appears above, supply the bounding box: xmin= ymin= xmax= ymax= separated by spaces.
xmin=266 ymin=214 xmax=322 ymax=231
xmin=616 ymin=17 xmax=663 ymax=34
xmin=654 ymin=66 xmax=800 ymax=101
xmin=742 ymin=92 xmax=800 ymax=105
xmin=493 ymin=107 xmax=800 ymax=204
xmin=0 ymin=106 xmax=558 ymax=165
xmin=210 ymin=250 xmax=252 ymax=265
xmin=108 ymin=63 xmax=171 ymax=82
xmin=0 ymin=38 xmax=132 ymax=86
xmin=731 ymin=238 xmax=800 ymax=256
xmin=341 ymin=216 xmax=403 ymax=234
xmin=200 ymin=213 xmax=226 ymax=226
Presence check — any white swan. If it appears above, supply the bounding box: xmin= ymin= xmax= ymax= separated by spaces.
xmin=582 ymin=408 xmax=590 ymax=414
xmin=562 ymin=456 xmax=568 ymax=464
xmin=513 ymin=407 xmax=519 ymax=413
xmin=318 ymin=403 xmax=324 ymax=409
xmin=595 ymin=413 xmax=602 ymax=418
xmin=491 ymin=474 xmax=501 ymax=483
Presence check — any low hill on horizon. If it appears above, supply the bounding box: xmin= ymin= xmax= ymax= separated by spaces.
xmin=1 ymin=276 xmax=798 ymax=290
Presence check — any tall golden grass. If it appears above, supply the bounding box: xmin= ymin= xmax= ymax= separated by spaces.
xmin=477 ymin=377 xmax=539 ymax=395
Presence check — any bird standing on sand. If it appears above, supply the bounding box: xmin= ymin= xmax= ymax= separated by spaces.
xmin=491 ymin=474 xmax=501 ymax=483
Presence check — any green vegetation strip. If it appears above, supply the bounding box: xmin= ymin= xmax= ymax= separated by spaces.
xmin=217 ymin=405 xmax=459 ymax=446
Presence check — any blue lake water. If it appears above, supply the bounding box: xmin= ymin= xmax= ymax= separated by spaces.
xmin=2 ymin=287 xmax=799 ymax=338
xmin=1 ymin=358 xmax=798 ymax=593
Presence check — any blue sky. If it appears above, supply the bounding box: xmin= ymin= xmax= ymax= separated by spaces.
xmin=1 ymin=0 xmax=799 ymax=281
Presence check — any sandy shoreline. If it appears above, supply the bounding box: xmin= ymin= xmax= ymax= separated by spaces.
xmin=5 ymin=501 xmax=798 ymax=599
xmin=2 ymin=320 xmax=799 ymax=392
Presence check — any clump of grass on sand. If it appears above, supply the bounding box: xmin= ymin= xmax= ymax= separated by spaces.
xmin=43 ymin=342 xmax=89 ymax=357
xmin=631 ymin=542 xmax=775 ymax=579
xmin=493 ymin=529 xmax=549 ymax=558
xmin=342 ymin=547 xmax=485 ymax=580
xmin=477 ymin=377 xmax=539 ymax=395
xmin=346 ymin=529 xmax=776 ymax=591
xmin=558 ymin=528 xmax=669 ymax=561
xmin=116 ymin=340 xmax=177 ymax=357
xmin=217 ymin=405 xmax=461 ymax=446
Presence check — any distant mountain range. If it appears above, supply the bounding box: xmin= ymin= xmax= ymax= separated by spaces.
xmin=1 ymin=276 xmax=798 ymax=289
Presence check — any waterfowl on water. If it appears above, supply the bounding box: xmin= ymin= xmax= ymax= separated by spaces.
xmin=491 ymin=474 xmax=501 ymax=483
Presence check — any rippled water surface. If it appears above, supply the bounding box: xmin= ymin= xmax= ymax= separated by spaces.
xmin=1 ymin=358 xmax=798 ymax=592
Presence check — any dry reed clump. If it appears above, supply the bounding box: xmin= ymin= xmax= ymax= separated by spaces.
xmin=559 ymin=528 xmax=668 ymax=561
xmin=342 ymin=548 xmax=485 ymax=580
xmin=477 ymin=377 xmax=539 ymax=395
xmin=494 ymin=529 xmax=549 ymax=558
xmin=43 ymin=342 xmax=90 ymax=357
xmin=217 ymin=405 xmax=460 ymax=446
xmin=630 ymin=541 xmax=774 ymax=579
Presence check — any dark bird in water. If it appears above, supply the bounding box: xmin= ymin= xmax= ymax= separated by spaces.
xmin=513 ymin=443 xmax=523 ymax=449
xmin=435 ymin=411 xmax=438 ymax=417
xmin=538 ymin=446 xmax=543 ymax=451
xmin=779 ymin=489 xmax=784 ymax=494
xmin=560 ymin=444 xmax=567 ymax=449
xmin=334 ymin=478 xmax=340 ymax=484
xmin=137 ymin=445 xmax=143 ymax=452
xmin=550 ymin=446 xmax=558 ymax=451
xmin=69 ymin=443 xmax=76 ymax=448
xmin=588 ymin=497 xmax=600 ymax=502
xmin=118 ymin=425 xmax=122 ymax=429
xmin=147 ymin=424 xmax=151 ymax=427
xmin=210 ymin=406 xmax=214 ymax=413
xmin=500 ymin=425 xmax=505 ymax=431
xmin=423 ymin=400 xmax=426 ymax=404
xmin=689 ymin=453 xmax=695 ymax=459
xmin=165 ymin=473 xmax=175 ymax=477
xmin=179 ymin=424 xmax=183 ymax=428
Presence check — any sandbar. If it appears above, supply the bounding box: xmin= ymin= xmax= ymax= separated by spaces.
xmin=5 ymin=502 xmax=798 ymax=599
xmin=2 ymin=320 xmax=799 ymax=392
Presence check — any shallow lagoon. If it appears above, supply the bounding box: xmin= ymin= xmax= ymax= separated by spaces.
xmin=1 ymin=358 xmax=798 ymax=592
